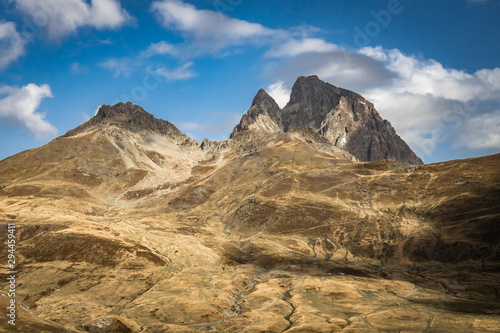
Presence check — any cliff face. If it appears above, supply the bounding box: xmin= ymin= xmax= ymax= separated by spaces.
xmin=233 ymin=75 xmax=423 ymax=165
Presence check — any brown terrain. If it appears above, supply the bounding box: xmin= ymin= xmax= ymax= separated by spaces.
xmin=0 ymin=77 xmax=499 ymax=332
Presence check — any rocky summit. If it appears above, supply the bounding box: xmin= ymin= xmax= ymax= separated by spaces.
xmin=233 ymin=75 xmax=423 ymax=165
xmin=0 ymin=77 xmax=499 ymax=332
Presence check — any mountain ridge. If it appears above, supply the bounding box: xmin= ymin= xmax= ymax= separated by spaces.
xmin=232 ymin=75 xmax=423 ymax=165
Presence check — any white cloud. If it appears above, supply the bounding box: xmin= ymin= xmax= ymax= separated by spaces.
xmin=266 ymin=38 xmax=337 ymax=58
xmin=140 ymin=41 xmax=178 ymax=58
xmin=267 ymin=81 xmax=290 ymax=108
xmin=150 ymin=0 xmax=295 ymax=56
xmin=151 ymin=0 xmax=274 ymax=54
xmin=155 ymin=62 xmax=195 ymax=81
xmin=13 ymin=0 xmax=134 ymax=39
xmin=359 ymin=46 xmax=484 ymax=102
xmin=99 ymin=58 xmax=134 ymax=77
xmin=149 ymin=0 xmax=351 ymax=63
xmin=150 ymin=0 xmax=340 ymax=59
xmin=0 ymin=21 xmax=26 ymax=70
xmin=100 ymin=43 xmax=195 ymax=82
xmin=356 ymin=47 xmax=500 ymax=152
xmin=71 ymin=62 xmax=87 ymax=74
xmin=266 ymin=45 xmax=500 ymax=155
xmin=0 ymin=84 xmax=57 ymax=139
xmin=456 ymin=112 xmax=500 ymax=150
xmin=176 ymin=122 xmax=200 ymax=131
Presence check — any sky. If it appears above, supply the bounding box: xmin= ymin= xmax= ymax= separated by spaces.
xmin=0 ymin=0 xmax=500 ymax=163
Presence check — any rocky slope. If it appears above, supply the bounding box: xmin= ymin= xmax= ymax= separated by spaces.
xmin=0 ymin=83 xmax=498 ymax=332
xmin=233 ymin=75 xmax=423 ymax=165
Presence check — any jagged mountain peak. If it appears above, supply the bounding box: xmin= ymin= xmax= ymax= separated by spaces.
xmin=230 ymin=88 xmax=282 ymax=138
xmin=251 ymin=88 xmax=278 ymax=107
xmin=283 ymin=76 xmax=361 ymax=130
xmin=232 ymin=76 xmax=423 ymax=165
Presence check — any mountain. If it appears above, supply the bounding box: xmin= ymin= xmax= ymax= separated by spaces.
xmin=232 ymin=75 xmax=423 ymax=165
xmin=0 ymin=102 xmax=203 ymax=203
xmin=63 ymin=102 xmax=197 ymax=147
xmin=0 ymin=80 xmax=499 ymax=332
xmin=230 ymin=89 xmax=282 ymax=138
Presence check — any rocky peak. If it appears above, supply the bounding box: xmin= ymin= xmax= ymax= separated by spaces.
xmin=233 ymin=76 xmax=422 ymax=165
xmin=251 ymin=89 xmax=277 ymax=107
xmin=230 ymin=89 xmax=282 ymax=138
xmin=94 ymin=101 xmax=150 ymax=121
xmin=282 ymin=75 xmax=361 ymax=131
xmin=280 ymin=76 xmax=423 ymax=165
xmin=62 ymin=102 xmax=197 ymax=147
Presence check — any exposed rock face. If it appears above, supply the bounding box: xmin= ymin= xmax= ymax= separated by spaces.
xmin=230 ymin=89 xmax=282 ymax=138
xmin=282 ymin=76 xmax=423 ymax=165
xmin=233 ymin=75 xmax=423 ymax=165
xmin=63 ymin=101 xmax=197 ymax=147
xmin=281 ymin=75 xmax=360 ymax=132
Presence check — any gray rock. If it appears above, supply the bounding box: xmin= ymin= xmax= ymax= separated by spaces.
xmin=282 ymin=76 xmax=423 ymax=165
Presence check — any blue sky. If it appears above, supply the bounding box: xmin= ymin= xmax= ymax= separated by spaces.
xmin=1 ymin=0 xmax=499 ymax=163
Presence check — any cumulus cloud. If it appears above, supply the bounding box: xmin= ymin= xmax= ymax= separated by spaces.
xmin=457 ymin=111 xmax=500 ymax=150
xmin=359 ymin=47 xmax=486 ymax=102
xmin=0 ymin=21 xmax=26 ymax=70
xmin=12 ymin=0 xmax=134 ymax=39
xmin=0 ymin=84 xmax=57 ymax=139
xmin=267 ymin=81 xmax=290 ymax=108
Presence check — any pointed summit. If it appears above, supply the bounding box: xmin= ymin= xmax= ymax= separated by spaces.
xmin=252 ymin=88 xmax=277 ymax=107
xmin=282 ymin=76 xmax=423 ymax=164
xmin=230 ymin=89 xmax=282 ymax=138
